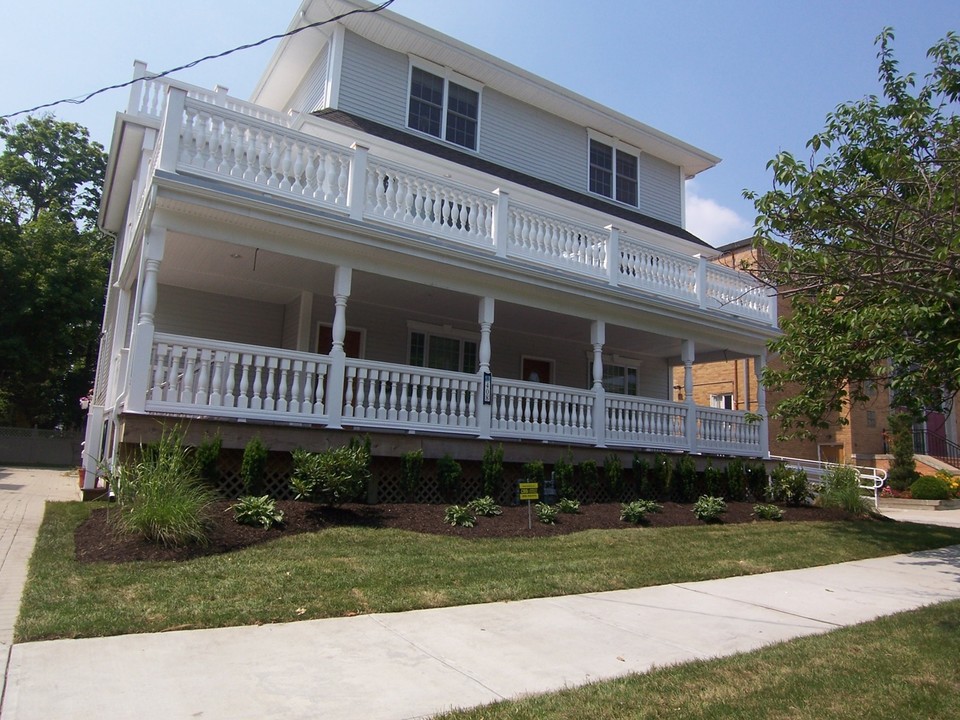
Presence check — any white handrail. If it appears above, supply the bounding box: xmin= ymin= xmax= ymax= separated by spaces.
xmin=772 ymin=455 xmax=887 ymax=508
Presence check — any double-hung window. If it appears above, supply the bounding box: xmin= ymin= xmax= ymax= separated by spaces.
xmin=409 ymin=327 xmax=478 ymax=374
xmin=589 ymin=137 xmax=638 ymax=206
xmin=408 ymin=64 xmax=480 ymax=151
xmin=601 ymin=363 xmax=639 ymax=396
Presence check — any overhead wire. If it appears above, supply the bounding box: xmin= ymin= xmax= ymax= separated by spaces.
xmin=1 ymin=0 xmax=396 ymax=121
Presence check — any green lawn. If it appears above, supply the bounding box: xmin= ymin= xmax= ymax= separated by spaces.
xmin=16 ymin=501 xmax=960 ymax=642
xmin=433 ymin=599 xmax=960 ymax=720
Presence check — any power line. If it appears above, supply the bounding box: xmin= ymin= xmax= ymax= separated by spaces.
xmin=1 ymin=0 xmax=395 ymax=121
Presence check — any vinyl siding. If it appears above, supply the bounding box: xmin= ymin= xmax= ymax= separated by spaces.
xmin=286 ymin=45 xmax=329 ymax=114
xmin=638 ymin=154 xmax=682 ymax=225
xmin=155 ymin=286 xmax=284 ymax=347
xmin=337 ymin=31 xmax=408 ymax=127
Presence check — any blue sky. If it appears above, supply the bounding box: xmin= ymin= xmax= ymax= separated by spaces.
xmin=2 ymin=1 xmax=957 ymax=247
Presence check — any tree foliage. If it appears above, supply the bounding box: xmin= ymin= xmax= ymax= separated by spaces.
xmin=745 ymin=29 xmax=960 ymax=435
xmin=0 ymin=115 xmax=109 ymax=428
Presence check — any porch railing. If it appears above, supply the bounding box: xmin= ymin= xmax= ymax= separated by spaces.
xmin=139 ymin=334 xmax=764 ymax=456
xmin=136 ymin=72 xmax=775 ymax=327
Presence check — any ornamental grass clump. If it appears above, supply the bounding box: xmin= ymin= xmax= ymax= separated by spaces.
xmin=110 ymin=427 xmax=216 ymax=547
xmin=818 ymin=465 xmax=870 ymax=515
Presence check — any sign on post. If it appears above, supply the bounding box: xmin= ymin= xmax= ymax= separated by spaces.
xmin=519 ymin=482 xmax=539 ymax=528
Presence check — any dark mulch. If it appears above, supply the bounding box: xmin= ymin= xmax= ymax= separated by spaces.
xmin=75 ymin=499 xmax=858 ymax=565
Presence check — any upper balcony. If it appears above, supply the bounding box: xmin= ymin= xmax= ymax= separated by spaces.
xmin=113 ymin=64 xmax=777 ymax=329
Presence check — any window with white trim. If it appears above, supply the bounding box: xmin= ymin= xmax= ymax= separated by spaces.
xmin=408 ymin=64 xmax=480 ymax=151
xmin=601 ymin=363 xmax=639 ymax=396
xmin=710 ymin=393 xmax=735 ymax=410
xmin=589 ymin=137 xmax=638 ymax=206
xmin=409 ymin=327 xmax=478 ymax=373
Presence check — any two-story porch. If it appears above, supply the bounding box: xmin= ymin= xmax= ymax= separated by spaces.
xmin=83 ymin=70 xmax=776 ymax=491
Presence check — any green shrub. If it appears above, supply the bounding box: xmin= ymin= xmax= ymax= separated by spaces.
xmin=648 ymin=453 xmax=672 ymax=500
xmin=194 ymin=433 xmax=222 ymax=488
xmin=753 ymin=503 xmax=784 ymax=521
xmin=620 ymin=499 xmax=663 ymax=524
xmin=480 ymin=444 xmax=504 ymax=499
xmin=554 ymin=451 xmax=576 ymax=500
xmin=231 ymin=495 xmax=284 ymax=529
xmin=632 ymin=454 xmax=650 ymax=498
xmin=604 ymin=454 xmax=623 ymax=498
xmin=578 ymin=460 xmax=599 ymax=498
xmin=673 ymin=454 xmax=698 ymax=503
xmin=400 ymin=449 xmax=423 ymax=501
xmin=693 ymin=495 xmax=727 ymax=523
xmin=444 ymin=504 xmax=476 ymax=527
xmin=523 ymin=460 xmax=545 ymax=485
xmin=467 ymin=496 xmax=502 ymax=517
xmin=240 ymin=436 xmax=269 ymax=496
xmin=769 ymin=464 xmax=811 ymax=506
xmin=289 ymin=444 xmax=370 ymax=505
xmin=887 ymin=412 xmax=920 ymax=490
xmin=436 ymin=454 xmax=463 ymax=502
xmin=910 ymin=474 xmax=952 ymax=501
xmin=556 ymin=497 xmax=580 ymax=514
xmin=110 ymin=427 xmax=216 ymax=547
xmin=535 ymin=502 xmax=559 ymax=524
xmin=819 ymin=465 xmax=869 ymax=515
xmin=703 ymin=462 xmax=724 ymax=497
xmin=725 ymin=459 xmax=747 ymax=501
xmin=745 ymin=461 xmax=768 ymax=501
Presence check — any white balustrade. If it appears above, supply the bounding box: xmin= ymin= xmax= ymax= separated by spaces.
xmin=176 ymin=100 xmax=351 ymax=209
xmin=695 ymin=407 xmax=762 ymax=454
xmin=618 ymin=236 xmax=699 ymax=302
xmin=604 ymin=395 xmax=687 ymax=449
xmin=342 ymin=360 xmax=479 ymax=431
xmin=704 ymin=264 xmax=776 ymax=323
xmin=507 ymin=205 xmax=607 ymax=276
xmin=364 ymin=162 xmax=495 ymax=248
xmin=147 ymin=334 xmax=329 ymax=422
xmin=490 ymin=380 xmax=594 ymax=441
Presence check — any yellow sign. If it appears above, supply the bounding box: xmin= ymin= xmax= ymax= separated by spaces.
xmin=519 ymin=482 xmax=539 ymax=501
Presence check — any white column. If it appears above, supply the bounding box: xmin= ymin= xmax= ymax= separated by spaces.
xmin=492 ymin=189 xmax=510 ymax=258
xmin=695 ymin=255 xmax=708 ymax=310
xmin=682 ymin=339 xmax=698 ymax=453
xmin=296 ymin=291 xmax=314 ymax=352
xmin=605 ymin=225 xmax=620 ymax=287
xmin=325 ymin=266 xmax=352 ymax=429
xmin=157 ymin=87 xmax=186 ymax=173
xmin=125 ymin=228 xmax=166 ymax=413
xmin=591 ymin=321 xmax=606 ymax=448
xmin=477 ymin=297 xmax=495 ymax=439
xmin=348 ymin=143 xmax=369 ymax=221
xmin=755 ymin=349 xmax=770 ymax=457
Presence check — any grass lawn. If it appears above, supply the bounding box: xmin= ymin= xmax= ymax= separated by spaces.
xmin=433 ymin=599 xmax=960 ymax=719
xmin=16 ymin=501 xmax=960 ymax=642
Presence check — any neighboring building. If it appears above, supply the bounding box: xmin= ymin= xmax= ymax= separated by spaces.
xmin=82 ymin=0 xmax=780 ymax=491
xmin=681 ymin=239 xmax=960 ymax=473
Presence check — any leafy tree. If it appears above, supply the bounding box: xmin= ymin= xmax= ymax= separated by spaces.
xmin=0 ymin=115 xmax=109 ymax=428
xmin=744 ymin=29 xmax=960 ymax=436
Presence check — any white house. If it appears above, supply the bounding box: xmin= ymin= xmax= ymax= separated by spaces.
xmin=83 ymin=0 xmax=777 ymax=495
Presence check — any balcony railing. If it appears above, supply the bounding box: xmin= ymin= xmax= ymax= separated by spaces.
xmin=130 ymin=69 xmax=775 ymax=328
xmin=142 ymin=334 xmax=764 ymax=457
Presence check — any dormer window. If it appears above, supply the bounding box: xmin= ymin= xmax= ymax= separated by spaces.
xmin=408 ymin=63 xmax=480 ymax=151
xmin=589 ymin=137 xmax=638 ymax=206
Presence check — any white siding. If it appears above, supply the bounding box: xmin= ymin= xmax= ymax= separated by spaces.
xmin=281 ymin=297 xmax=301 ymax=350
xmin=286 ymin=45 xmax=329 ymax=114
xmin=639 ymin=154 xmax=682 ymax=225
xmin=155 ymin=286 xmax=284 ymax=347
xmin=338 ymin=31 xmax=407 ymax=127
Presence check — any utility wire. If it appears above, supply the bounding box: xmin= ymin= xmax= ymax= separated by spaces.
xmin=1 ymin=0 xmax=396 ymax=121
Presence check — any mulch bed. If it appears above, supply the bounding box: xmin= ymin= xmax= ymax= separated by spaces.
xmin=75 ymin=500 xmax=859 ymax=565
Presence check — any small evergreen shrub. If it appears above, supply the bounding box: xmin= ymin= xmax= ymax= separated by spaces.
xmin=194 ymin=433 xmax=222 ymax=488
xmin=620 ymin=499 xmax=663 ymax=524
xmin=703 ymin=462 xmax=724 ymax=497
xmin=289 ymin=444 xmax=371 ymax=505
xmin=604 ymin=453 xmax=624 ymax=498
xmin=522 ymin=460 xmax=546 ymax=486
xmin=752 ymin=503 xmax=784 ymax=521
xmin=693 ymin=495 xmax=727 ymax=523
xmin=556 ymin=497 xmax=580 ymax=514
xmin=673 ymin=454 xmax=698 ymax=503
xmin=769 ymin=464 xmax=811 ymax=506
xmin=649 ymin=452 xmax=672 ymax=500
xmin=578 ymin=460 xmax=599 ymax=499
xmin=745 ymin=461 xmax=768 ymax=501
xmin=480 ymin=443 xmax=504 ymax=499
xmin=909 ymin=474 xmax=952 ymax=501
xmin=400 ymin=449 xmax=423 ymax=501
xmin=240 ymin=436 xmax=269 ymax=496
xmin=467 ymin=496 xmax=502 ymax=516
xmin=535 ymin=502 xmax=558 ymax=524
xmin=444 ymin=504 xmax=476 ymax=527
xmin=725 ymin=459 xmax=747 ymax=501
xmin=887 ymin=413 xmax=920 ymax=490
xmin=554 ymin=451 xmax=576 ymax=500
xmin=632 ymin=454 xmax=650 ymax=499
xmin=819 ymin=465 xmax=869 ymax=515
xmin=231 ymin=495 xmax=284 ymax=529
xmin=436 ymin=454 xmax=463 ymax=502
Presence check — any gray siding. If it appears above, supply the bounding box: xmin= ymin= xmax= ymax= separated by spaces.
xmin=156 ymin=286 xmax=284 ymax=347
xmin=337 ymin=31 xmax=407 ymax=126
xmin=639 ymin=154 xmax=682 ymax=225
xmin=286 ymin=45 xmax=329 ymax=114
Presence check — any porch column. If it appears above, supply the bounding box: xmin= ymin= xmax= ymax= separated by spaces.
xmin=296 ymin=291 xmax=314 ymax=352
xmin=477 ymin=297 xmax=495 ymax=439
xmin=325 ymin=266 xmax=352 ymax=429
xmin=682 ymin=339 xmax=698 ymax=453
xmin=591 ymin=321 xmax=606 ymax=448
xmin=125 ymin=228 xmax=166 ymax=413
xmin=755 ymin=349 xmax=770 ymax=457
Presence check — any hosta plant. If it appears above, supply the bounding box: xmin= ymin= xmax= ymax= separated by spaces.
xmin=556 ymin=498 xmax=580 ymax=514
xmin=231 ymin=495 xmax=284 ymax=529
xmin=620 ymin=499 xmax=663 ymax=524
xmin=752 ymin=503 xmax=784 ymax=521
xmin=693 ymin=495 xmax=727 ymax=523
xmin=467 ymin=496 xmax=502 ymax=517
xmin=444 ymin=504 xmax=476 ymax=528
xmin=535 ymin=502 xmax=559 ymax=524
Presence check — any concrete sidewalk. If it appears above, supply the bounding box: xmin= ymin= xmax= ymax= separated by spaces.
xmin=1 ymin=469 xmax=959 ymax=720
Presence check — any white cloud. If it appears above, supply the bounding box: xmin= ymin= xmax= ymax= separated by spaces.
xmin=685 ymin=186 xmax=752 ymax=248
